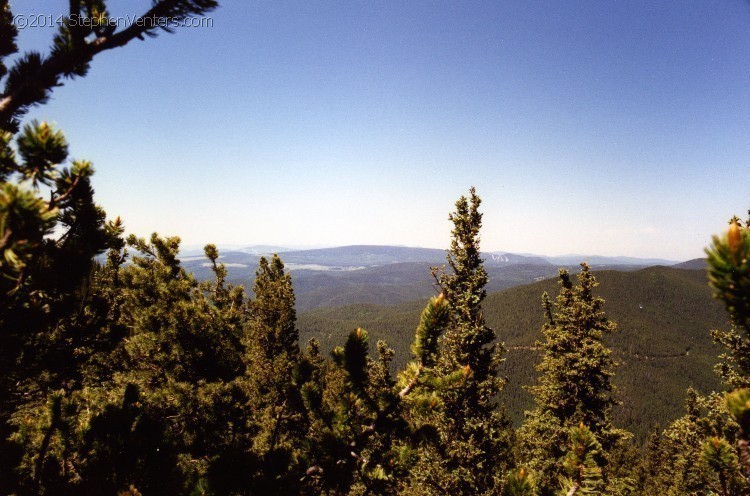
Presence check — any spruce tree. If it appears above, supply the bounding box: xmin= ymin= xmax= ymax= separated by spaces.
xmin=519 ymin=264 xmax=630 ymax=495
xmin=211 ymin=254 xmax=309 ymax=494
xmin=639 ymin=425 xmax=671 ymax=494
xmin=298 ymin=190 xmax=513 ymax=495
xmin=405 ymin=187 xmax=513 ymax=495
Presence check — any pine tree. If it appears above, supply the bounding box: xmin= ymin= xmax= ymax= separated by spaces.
xmin=503 ymin=468 xmax=537 ymax=496
xmin=6 ymin=236 xmax=257 ymax=493
xmin=300 ymin=294 xmax=450 ymax=495
xmin=405 ymin=187 xmax=513 ymax=495
xmin=519 ymin=264 xmax=631 ymax=495
xmin=210 ymin=254 xmax=310 ymax=494
xmin=709 ymin=216 xmax=750 ymax=391
xmin=558 ymin=423 xmax=604 ymax=496
xmin=706 ymin=215 xmax=750 ymax=489
xmin=702 ymin=436 xmax=740 ymax=496
xmin=0 ymin=1 xmax=220 ymax=491
xmin=726 ymin=389 xmax=750 ymax=486
xmin=0 ymin=0 xmax=219 ymax=131
xmin=639 ymin=425 xmax=670 ymax=494
xmin=638 ymin=215 xmax=750 ymax=495
xmin=649 ymin=387 xmax=748 ymax=495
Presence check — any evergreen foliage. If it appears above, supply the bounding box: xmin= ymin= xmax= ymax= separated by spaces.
xmin=403 ymin=188 xmax=513 ymax=495
xmin=726 ymin=388 xmax=750 ymax=487
xmin=642 ymin=214 xmax=750 ymax=495
xmin=519 ymin=265 xmax=632 ymax=494
xmin=0 ymin=2 xmax=220 ymax=490
xmin=709 ymin=216 xmax=750 ymax=391
xmin=503 ymin=468 xmax=537 ymax=496
xmin=3 ymin=2 xmax=750 ymax=494
xmin=702 ymin=436 xmax=739 ymax=496
xmin=298 ymin=265 xmax=727 ymax=440
xmin=558 ymin=423 xmax=604 ymax=496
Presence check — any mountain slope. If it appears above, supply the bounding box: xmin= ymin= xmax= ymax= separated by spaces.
xmin=275 ymin=245 xmax=446 ymax=266
xmin=543 ymin=254 xmax=678 ymax=266
xmin=298 ymin=266 xmax=727 ymax=440
xmin=178 ymin=246 xmax=564 ymax=310
xmin=290 ymin=262 xmax=580 ymax=311
xmin=179 ymin=245 xmax=664 ymax=311
xmin=673 ymin=258 xmax=707 ymax=270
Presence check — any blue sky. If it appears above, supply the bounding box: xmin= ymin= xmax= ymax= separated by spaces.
xmin=13 ymin=1 xmax=750 ymax=259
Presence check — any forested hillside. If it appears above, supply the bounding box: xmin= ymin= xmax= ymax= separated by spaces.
xmin=286 ymin=262 xmax=575 ymax=311
xmin=299 ymin=266 xmax=727 ymax=439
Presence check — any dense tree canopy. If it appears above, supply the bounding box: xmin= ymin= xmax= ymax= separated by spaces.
xmin=1 ymin=2 xmax=749 ymax=495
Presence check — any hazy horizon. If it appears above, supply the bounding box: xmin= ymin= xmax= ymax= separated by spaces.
xmin=176 ymin=241 xmax=684 ymax=263
xmin=14 ymin=1 xmax=750 ymax=260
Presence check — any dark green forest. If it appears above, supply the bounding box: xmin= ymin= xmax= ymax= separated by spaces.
xmin=299 ymin=266 xmax=728 ymax=440
xmin=2 ymin=2 xmax=750 ymax=495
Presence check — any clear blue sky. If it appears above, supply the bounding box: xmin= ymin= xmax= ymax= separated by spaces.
xmin=14 ymin=1 xmax=750 ymax=260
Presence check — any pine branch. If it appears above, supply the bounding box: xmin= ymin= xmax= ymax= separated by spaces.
xmin=32 ymin=395 xmax=63 ymax=495
xmin=268 ymin=399 xmax=288 ymax=455
xmin=0 ymin=226 xmax=11 ymax=252
xmin=398 ymin=364 xmax=422 ymax=398
xmin=0 ymin=0 xmax=218 ymax=128
xmin=739 ymin=438 xmax=750 ymax=486
xmin=48 ymin=173 xmax=80 ymax=208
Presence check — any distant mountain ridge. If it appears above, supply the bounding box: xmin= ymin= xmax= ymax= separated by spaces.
xmin=236 ymin=245 xmax=292 ymax=255
xmin=541 ymin=254 xmax=679 ymax=266
xmin=271 ymin=245 xmax=557 ymax=268
xmin=175 ymin=245 xmax=694 ymax=311
xmin=672 ymin=258 xmax=707 ymax=270
xmin=274 ymin=245 xmax=446 ymax=266
xmin=189 ymin=244 xmax=679 ymax=268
